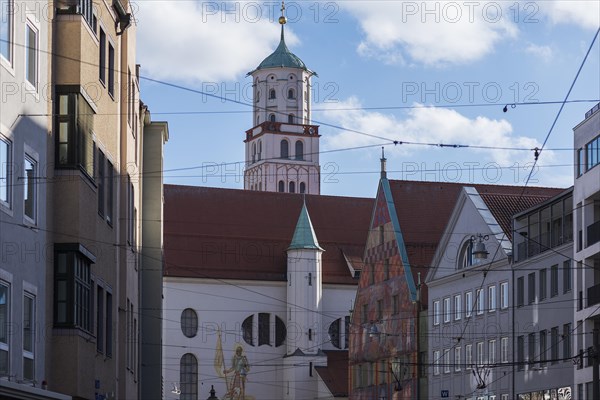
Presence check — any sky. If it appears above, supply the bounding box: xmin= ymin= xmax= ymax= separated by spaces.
xmin=135 ymin=0 xmax=600 ymax=199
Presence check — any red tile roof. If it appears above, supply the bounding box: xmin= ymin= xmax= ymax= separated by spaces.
xmin=163 ymin=185 xmax=373 ymax=284
xmin=388 ymin=180 xmax=564 ymax=282
xmin=314 ymin=350 xmax=349 ymax=397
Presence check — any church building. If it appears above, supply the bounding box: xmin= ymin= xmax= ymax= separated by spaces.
xmin=161 ymin=8 xmax=373 ymax=399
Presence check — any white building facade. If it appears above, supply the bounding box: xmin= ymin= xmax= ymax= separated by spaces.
xmin=573 ymin=102 xmax=600 ymax=399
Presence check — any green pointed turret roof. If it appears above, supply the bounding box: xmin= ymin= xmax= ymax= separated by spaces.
xmin=247 ymin=26 xmax=316 ymax=76
xmin=288 ymin=202 xmax=324 ymax=251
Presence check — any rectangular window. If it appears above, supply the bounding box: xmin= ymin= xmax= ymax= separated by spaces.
xmin=540 ymin=268 xmax=547 ymax=300
xmin=25 ymin=23 xmax=37 ymax=88
xmin=488 ymin=285 xmax=496 ymax=312
xmin=540 ymin=330 xmax=547 ymax=365
xmin=477 ymin=342 xmax=484 ymax=365
xmin=106 ymin=161 xmax=114 ymax=224
xmin=392 ymin=294 xmax=398 ymax=315
xmin=54 ymin=247 xmax=93 ymax=332
xmin=454 ymin=294 xmax=461 ymax=320
xmin=128 ymin=178 xmax=135 ymax=246
xmin=433 ymin=300 xmax=440 ymax=325
xmin=0 ymin=0 xmax=12 ymax=62
xmin=259 ymin=313 xmax=270 ymax=345
xmin=108 ymin=43 xmax=115 ymax=97
xmin=106 ymin=292 xmax=112 ymax=357
xmin=0 ymin=282 xmax=9 ymax=375
xmin=362 ymin=304 xmax=368 ymax=324
xmin=433 ymin=350 xmax=440 ymax=375
xmin=551 ymin=264 xmax=559 ymax=297
xmin=465 ymin=344 xmax=472 ymax=369
xmin=384 ymin=259 xmax=389 ymax=280
xmin=455 ymin=347 xmax=461 ymax=371
xmin=23 ymin=156 xmax=36 ymax=222
xmin=551 ymin=327 xmax=559 ymax=364
xmin=476 ymin=289 xmax=484 ymax=315
xmin=377 ymin=299 xmax=383 ymax=321
xmin=465 ymin=291 xmax=472 ymax=317
xmin=443 ymin=297 xmax=450 ymax=323
xmin=563 ymin=323 xmax=571 ymax=360
xmin=127 ymin=68 xmax=132 ymax=124
xmin=489 ymin=340 xmax=496 ymax=364
xmin=586 ymin=135 xmax=600 ymax=171
xmin=577 ymin=148 xmax=584 ymax=177
xmin=0 ymin=137 xmax=10 ymax=205
xmin=444 ymin=349 xmax=450 ymax=373
xmin=517 ymin=336 xmax=524 ymax=371
xmin=500 ymin=282 xmax=508 ymax=309
xmin=564 ymin=260 xmax=572 ymax=293
xmin=55 ymin=89 xmax=95 ymax=177
xmin=528 ymin=272 xmax=535 ymax=304
xmin=528 ymin=333 xmax=536 ymax=365
xmin=97 ymin=150 xmax=105 ymax=216
xmin=99 ymin=28 xmax=106 ymax=83
xmin=517 ymin=276 xmax=524 ymax=307
xmin=96 ymin=286 xmax=104 ymax=353
xmin=501 ymin=337 xmax=508 ymax=363
xmin=23 ymin=293 xmax=34 ymax=381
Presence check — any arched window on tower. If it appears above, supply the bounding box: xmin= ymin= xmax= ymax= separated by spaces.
xmin=280 ymin=140 xmax=289 ymax=159
xmin=295 ymin=141 xmax=303 ymax=160
xmin=256 ymin=116 xmax=260 ymax=125
xmin=289 ymin=182 xmax=295 ymax=193
xmin=288 ymin=114 xmax=294 ymax=124
xmin=256 ymin=90 xmax=260 ymax=103
xmin=258 ymin=140 xmax=262 ymax=161
xmin=288 ymin=88 xmax=295 ymax=99
xmin=269 ymin=114 xmax=276 ymax=123
xmin=269 ymin=89 xmax=276 ymax=99
xmin=300 ymin=182 xmax=306 ymax=193
xmin=278 ymin=181 xmax=285 ymax=192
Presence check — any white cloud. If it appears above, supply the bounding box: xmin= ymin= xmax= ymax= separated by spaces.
xmin=339 ymin=1 xmax=518 ymax=66
xmin=537 ymin=1 xmax=600 ymax=30
xmin=321 ymin=98 xmax=554 ymax=168
xmin=135 ymin=1 xmax=299 ymax=82
xmin=524 ymin=43 xmax=554 ymax=62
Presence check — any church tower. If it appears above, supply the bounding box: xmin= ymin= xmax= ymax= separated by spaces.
xmin=244 ymin=2 xmax=321 ymax=194
xmin=284 ymin=202 xmax=327 ymax=399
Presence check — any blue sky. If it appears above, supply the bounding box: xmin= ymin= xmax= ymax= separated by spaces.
xmin=135 ymin=1 xmax=600 ymax=198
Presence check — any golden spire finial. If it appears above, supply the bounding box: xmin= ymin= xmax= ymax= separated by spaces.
xmin=279 ymin=0 xmax=287 ymax=25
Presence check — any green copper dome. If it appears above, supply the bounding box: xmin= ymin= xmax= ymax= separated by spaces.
xmin=248 ymin=27 xmax=316 ymax=75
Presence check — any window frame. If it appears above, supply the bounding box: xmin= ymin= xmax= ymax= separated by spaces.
xmin=433 ymin=300 xmax=440 ymax=326
xmin=488 ymin=339 xmax=496 ymax=364
xmin=433 ymin=350 xmax=440 ymax=375
xmin=501 ymin=337 xmax=508 ymax=363
xmin=454 ymin=294 xmax=461 ymax=320
xmin=454 ymin=346 xmax=461 ymax=371
xmin=476 ymin=289 xmax=484 ymax=315
xmin=443 ymin=297 xmax=451 ymax=323
xmin=500 ymin=282 xmax=508 ymax=309
xmin=0 ymin=281 xmax=10 ymax=376
xmin=24 ymin=20 xmax=39 ymax=90
xmin=23 ymin=153 xmax=37 ymax=224
xmin=0 ymin=0 xmax=13 ymax=65
xmin=488 ymin=285 xmax=496 ymax=312
xmin=550 ymin=264 xmax=559 ymax=297
xmin=0 ymin=135 xmax=11 ymax=208
xmin=22 ymin=292 xmax=35 ymax=382
xmin=465 ymin=291 xmax=473 ymax=318
xmin=107 ymin=42 xmax=115 ymax=98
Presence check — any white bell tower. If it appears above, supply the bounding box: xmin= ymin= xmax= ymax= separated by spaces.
xmin=243 ymin=2 xmax=321 ymax=195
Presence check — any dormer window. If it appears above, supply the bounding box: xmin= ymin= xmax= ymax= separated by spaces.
xmin=269 ymin=89 xmax=276 ymax=99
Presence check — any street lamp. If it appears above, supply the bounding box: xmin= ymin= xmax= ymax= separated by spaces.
xmin=471 ymin=234 xmax=489 ymax=260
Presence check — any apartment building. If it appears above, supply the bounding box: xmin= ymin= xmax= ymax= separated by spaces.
xmin=426 ymin=186 xmax=561 ymax=400
xmin=512 ymin=188 xmax=574 ymax=399
xmin=0 ymin=0 xmax=69 ymax=398
xmin=44 ymin=0 xmax=151 ymax=398
xmin=573 ymin=102 xmax=600 ymax=399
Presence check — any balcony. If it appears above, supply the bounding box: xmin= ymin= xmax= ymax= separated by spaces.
xmin=587 ymin=220 xmax=600 ymax=247
xmin=587 ymin=283 xmax=600 ymax=307
xmin=246 ymin=121 xmax=319 ymax=141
